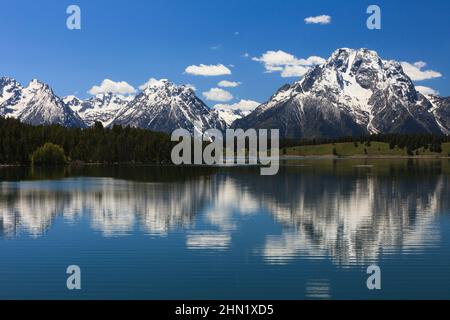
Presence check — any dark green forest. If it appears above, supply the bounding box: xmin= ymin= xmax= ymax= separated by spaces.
xmin=0 ymin=117 xmax=173 ymax=165
xmin=1 ymin=116 xmax=450 ymax=165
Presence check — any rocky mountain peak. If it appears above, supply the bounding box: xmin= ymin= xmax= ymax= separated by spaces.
xmin=0 ymin=77 xmax=85 ymax=128
xmin=141 ymin=79 xmax=195 ymax=101
xmin=110 ymin=80 xmax=226 ymax=134
xmin=0 ymin=77 xmax=22 ymax=108
xmin=235 ymin=48 xmax=445 ymax=138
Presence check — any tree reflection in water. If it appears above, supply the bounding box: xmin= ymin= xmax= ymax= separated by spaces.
xmin=1 ymin=160 xmax=449 ymax=267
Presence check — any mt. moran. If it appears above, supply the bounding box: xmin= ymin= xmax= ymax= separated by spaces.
xmin=235 ymin=48 xmax=448 ymax=138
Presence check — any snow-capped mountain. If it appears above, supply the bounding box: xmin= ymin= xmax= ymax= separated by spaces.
xmin=213 ymin=100 xmax=260 ymax=126
xmin=0 ymin=77 xmax=22 ymax=114
xmin=0 ymin=78 xmax=85 ymax=128
xmin=234 ymin=48 xmax=446 ymax=138
xmin=64 ymin=93 xmax=132 ymax=127
xmin=62 ymin=95 xmax=83 ymax=112
xmin=110 ymin=79 xmax=227 ymax=134
xmin=428 ymin=95 xmax=450 ymax=135
xmin=214 ymin=106 xmax=249 ymax=126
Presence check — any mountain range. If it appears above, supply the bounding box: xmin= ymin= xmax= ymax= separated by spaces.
xmin=1 ymin=48 xmax=449 ymax=138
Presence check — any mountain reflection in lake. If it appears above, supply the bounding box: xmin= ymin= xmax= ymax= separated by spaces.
xmin=1 ymin=160 xmax=450 ymax=299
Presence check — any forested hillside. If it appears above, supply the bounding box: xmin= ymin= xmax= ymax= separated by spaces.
xmin=0 ymin=117 xmax=172 ymax=165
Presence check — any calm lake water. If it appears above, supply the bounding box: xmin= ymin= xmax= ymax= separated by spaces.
xmin=1 ymin=160 xmax=450 ymax=300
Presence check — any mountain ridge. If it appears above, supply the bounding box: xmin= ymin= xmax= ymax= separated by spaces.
xmin=109 ymin=79 xmax=227 ymax=134
xmin=0 ymin=77 xmax=85 ymax=128
xmin=1 ymin=48 xmax=449 ymax=138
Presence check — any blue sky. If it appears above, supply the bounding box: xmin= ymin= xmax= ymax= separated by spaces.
xmin=1 ymin=0 xmax=449 ymax=106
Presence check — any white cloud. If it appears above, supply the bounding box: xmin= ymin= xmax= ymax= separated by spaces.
xmin=253 ymin=50 xmax=297 ymax=66
xmin=185 ymin=84 xmax=197 ymax=91
xmin=304 ymin=15 xmax=332 ymax=25
xmin=281 ymin=65 xmax=310 ymax=78
xmin=202 ymin=88 xmax=233 ymax=102
xmin=301 ymin=56 xmax=327 ymax=65
xmin=252 ymin=50 xmax=325 ymax=78
xmin=218 ymin=80 xmax=241 ymax=88
xmin=416 ymin=85 xmax=439 ymax=96
xmin=185 ymin=64 xmax=232 ymax=76
xmin=401 ymin=61 xmax=442 ymax=81
xmin=414 ymin=61 xmax=427 ymax=69
xmin=213 ymin=99 xmax=260 ymax=112
xmin=139 ymin=78 xmax=160 ymax=90
xmin=88 ymin=79 xmax=136 ymax=95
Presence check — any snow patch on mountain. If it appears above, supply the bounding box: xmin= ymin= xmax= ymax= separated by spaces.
xmin=427 ymin=95 xmax=450 ymax=135
xmin=0 ymin=77 xmax=22 ymax=109
xmin=64 ymin=93 xmax=132 ymax=127
xmin=213 ymin=100 xmax=260 ymax=125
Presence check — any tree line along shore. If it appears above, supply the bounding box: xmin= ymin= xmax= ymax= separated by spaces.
xmin=1 ymin=116 xmax=450 ymax=165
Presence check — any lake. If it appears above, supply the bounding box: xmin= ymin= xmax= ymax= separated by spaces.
xmin=1 ymin=160 xmax=450 ymax=299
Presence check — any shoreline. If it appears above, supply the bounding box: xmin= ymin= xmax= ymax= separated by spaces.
xmin=2 ymin=154 xmax=450 ymax=168
xmin=279 ymin=154 xmax=450 ymax=160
